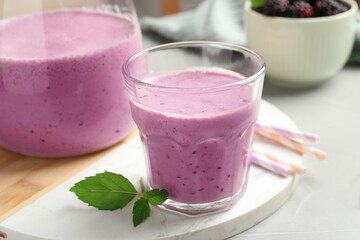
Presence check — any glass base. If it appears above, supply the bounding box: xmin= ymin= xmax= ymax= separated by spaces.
xmin=155 ymin=183 xmax=248 ymax=216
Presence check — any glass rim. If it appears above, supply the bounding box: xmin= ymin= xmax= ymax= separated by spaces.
xmin=122 ymin=41 xmax=266 ymax=90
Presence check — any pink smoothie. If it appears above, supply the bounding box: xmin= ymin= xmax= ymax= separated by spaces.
xmin=0 ymin=10 xmax=142 ymax=157
xmin=130 ymin=68 xmax=260 ymax=204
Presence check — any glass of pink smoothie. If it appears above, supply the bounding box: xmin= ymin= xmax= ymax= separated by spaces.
xmin=123 ymin=42 xmax=266 ymax=215
xmin=0 ymin=0 xmax=142 ymax=157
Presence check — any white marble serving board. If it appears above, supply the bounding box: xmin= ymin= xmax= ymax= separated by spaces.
xmin=0 ymin=100 xmax=302 ymax=240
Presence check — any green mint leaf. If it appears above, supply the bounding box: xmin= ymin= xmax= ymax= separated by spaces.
xmin=70 ymin=172 xmax=169 ymax=227
xmin=70 ymin=171 xmax=139 ymax=210
xmin=251 ymin=0 xmax=266 ymax=7
xmin=144 ymin=189 xmax=169 ymax=206
xmin=140 ymin=177 xmax=145 ymax=193
xmin=132 ymin=197 xmax=150 ymax=227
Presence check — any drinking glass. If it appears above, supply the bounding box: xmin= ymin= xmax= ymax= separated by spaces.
xmin=0 ymin=0 xmax=142 ymax=157
xmin=124 ymin=41 xmax=265 ymax=215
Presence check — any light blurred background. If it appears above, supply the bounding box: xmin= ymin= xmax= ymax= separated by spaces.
xmin=134 ymin=0 xmax=202 ymax=17
xmin=0 ymin=0 xmax=203 ymax=18
xmin=1 ymin=0 xmax=357 ymax=19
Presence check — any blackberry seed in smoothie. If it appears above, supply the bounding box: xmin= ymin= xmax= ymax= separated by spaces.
xmin=129 ymin=68 xmax=262 ymax=213
xmin=0 ymin=10 xmax=142 ymax=157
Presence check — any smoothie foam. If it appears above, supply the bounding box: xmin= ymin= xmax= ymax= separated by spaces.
xmin=130 ymin=68 xmax=260 ymax=204
xmin=0 ymin=10 xmax=142 ymax=157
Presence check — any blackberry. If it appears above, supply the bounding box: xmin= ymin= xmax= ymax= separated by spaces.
xmin=314 ymin=0 xmax=349 ymax=16
xmin=328 ymin=0 xmax=349 ymax=15
xmin=299 ymin=0 xmax=316 ymax=5
xmin=314 ymin=0 xmax=330 ymax=16
xmin=252 ymin=6 xmax=265 ymax=14
xmin=285 ymin=5 xmax=297 ymax=17
xmin=264 ymin=0 xmax=291 ymax=16
xmin=293 ymin=1 xmax=315 ymax=17
xmin=259 ymin=0 xmax=349 ymax=17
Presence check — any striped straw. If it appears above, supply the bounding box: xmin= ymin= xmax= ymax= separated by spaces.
xmin=256 ymin=123 xmax=320 ymax=143
xmin=255 ymin=129 xmax=326 ymax=160
xmin=253 ymin=147 xmax=306 ymax=175
xmin=251 ymin=153 xmax=293 ymax=177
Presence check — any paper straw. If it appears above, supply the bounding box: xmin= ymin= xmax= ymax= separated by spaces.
xmin=251 ymin=153 xmax=293 ymax=177
xmin=255 ymin=129 xmax=326 ymax=160
xmin=256 ymin=123 xmax=320 ymax=143
xmin=253 ymin=147 xmax=306 ymax=176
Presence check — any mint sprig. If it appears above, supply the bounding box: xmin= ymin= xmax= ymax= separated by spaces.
xmin=132 ymin=197 xmax=150 ymax=227
xmin=250 ymin=0 xmax=266 ymax=7
xmin=70 ymin=171 xmax=168 ymax=227
xmin=144 ymin=189 xmax=169 ymax=206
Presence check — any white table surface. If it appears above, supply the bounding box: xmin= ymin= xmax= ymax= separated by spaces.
xmin=142 ymin=33 xmax=360 ymax=240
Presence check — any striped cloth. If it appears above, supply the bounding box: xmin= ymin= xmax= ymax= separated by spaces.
xmin=140 ymin=0 xmax=360 ymax=64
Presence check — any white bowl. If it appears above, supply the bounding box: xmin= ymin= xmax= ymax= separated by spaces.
xmin=245 ymin=0 xmax=358 ymax=88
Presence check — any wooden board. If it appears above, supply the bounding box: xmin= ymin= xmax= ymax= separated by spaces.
xmin=0 ymin=129 xmax=138 ymax=222
xmin=0 ymin=100 xmax=303 ymax=240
